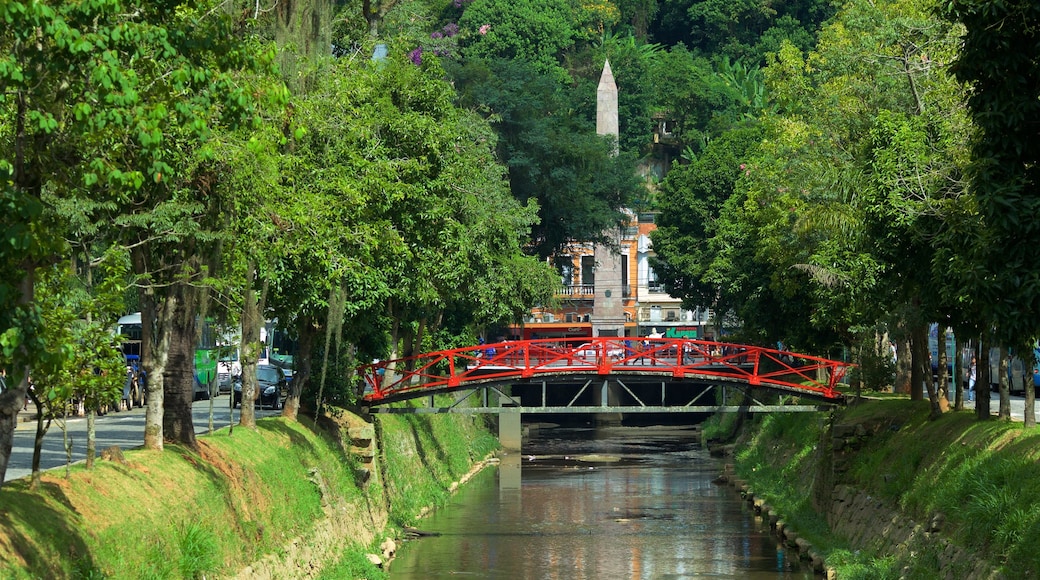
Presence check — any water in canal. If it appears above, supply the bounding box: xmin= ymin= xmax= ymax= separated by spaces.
xmin=389 ymin=424 xmax=813 ymax=579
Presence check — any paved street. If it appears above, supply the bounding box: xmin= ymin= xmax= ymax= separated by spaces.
xmin=958 ymin=388 xmax=1040 ymax=421
xmin=6 ymin=394 xmax=278 ymax=482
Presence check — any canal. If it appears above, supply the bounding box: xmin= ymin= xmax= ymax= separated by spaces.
xmin=389 ymin=424 xmax=812 ymax=579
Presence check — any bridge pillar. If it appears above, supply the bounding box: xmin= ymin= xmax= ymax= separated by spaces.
xmin=595 ymin=379 xmax=624 ymax=426
xmin=498 ymin=404 xmax=522 ymax=451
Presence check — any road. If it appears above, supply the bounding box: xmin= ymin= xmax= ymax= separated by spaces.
xmin=6 ymin=394 xmax=278 ymax=482
xmin=966 ymin=388 xmax=1040 ymax=422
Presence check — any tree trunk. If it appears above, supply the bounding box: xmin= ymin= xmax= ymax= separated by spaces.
xmin=952 ymin=337 xmax=963 ymax=411
xmin=0 ymin=371 xmax=29 ymax=488
xmin=0 ymin=264 xmax=36 ymax=486
xmin=0 ymin=90 xmax=35 ymax=487
xmin=283 ymin=316 xmax=314 ymax=420
xmin=909 ymin=325 xmax=926 ymax=401
xmin=998 ymin=347 xmax=1011 ymax=420
xmin=937 ymin=328 xmax=950 ymax=411
xmin=977 ymin=336 xmax=991 ymax=420
xmin=86 ymin=411 xmax=96 ymax=469
xmin=239 ymin=272 xmax=258 ymax=428
xmin=135 ymin=248 xmax=168 ymax=451
xmin=1026 ymin=372 xmax=1036 ymax=428
xmin=163 ymin=281 xmax=199 ymax=447
xmin=29 ymin=390 xmax=47 ymax=490
xmin=912 ymin=324 xmax=940 ymax=417
xmin=894 ymin=338 xmax=912 ymax=394
xmin=384 ymin=297 xmax=401 ymax=388
xmin=402 ymin=325 xmax=415 ymax=373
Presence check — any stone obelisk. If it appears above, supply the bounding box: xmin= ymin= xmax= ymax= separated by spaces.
xmin=591 ymin=60 xmax=625 ymax=339
xmin=596 ymin=60 xmax=619 ymax=153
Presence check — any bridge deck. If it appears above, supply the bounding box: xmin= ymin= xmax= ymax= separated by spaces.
xmin=358 ymin=338 xmax=850 ymax=413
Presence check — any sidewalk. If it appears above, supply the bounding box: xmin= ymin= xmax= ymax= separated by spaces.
xmin=17 ymin=403 xmax=39 ymax=424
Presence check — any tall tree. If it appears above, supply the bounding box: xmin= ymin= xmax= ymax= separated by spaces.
xmin=449 ymin=58 xmax=641 ymax=261
xmin=0 ymin=0 xmax=286 ymax=461
xmin=457 ymin=0 xmax=583 ymax=83
xmin=943 ymin=0 xmax=1040 ymax=349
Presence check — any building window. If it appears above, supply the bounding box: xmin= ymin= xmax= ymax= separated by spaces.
xmin=648 ymin=266 xmax=662 ymax=292
xmin=560 ymin=261 xmax=573 ymax=286
xmin=581 ymin=255 xmax=595 ymax=286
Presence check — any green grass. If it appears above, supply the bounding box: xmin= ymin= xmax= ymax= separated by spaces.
xmin=825 ymin=550 xmax=899 ymax=580
xmin=378 ymin=396 xmax=499 ymax=527
xmin=731 ymin=399 xmax=1040 ymax=576
xmin=176 ymin=521 xmax=219 ymax=579
xmin=0 ymin=406 xmax=497 ymax=579
xmin=317 ymin=542 xmax=387 ymax=580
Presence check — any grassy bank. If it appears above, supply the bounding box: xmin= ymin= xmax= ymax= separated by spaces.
xmin=0 ymin=404 xmax=498 ymax=579
xmin=727 ymin=398 xmax=1040 ymax=578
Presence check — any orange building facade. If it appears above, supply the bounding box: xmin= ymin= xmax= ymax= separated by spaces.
xmin=509 ymin=211 xmax=714 ymax=342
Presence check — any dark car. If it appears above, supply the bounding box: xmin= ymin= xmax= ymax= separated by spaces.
xmin=233 ymin=364 xmax=286 ymax=410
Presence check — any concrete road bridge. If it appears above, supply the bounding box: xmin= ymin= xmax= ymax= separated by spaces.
xmin=357 ymin=337 xmax=849 ymax=416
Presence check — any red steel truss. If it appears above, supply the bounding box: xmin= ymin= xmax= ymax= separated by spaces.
xmin=358 ymin=337 xmax=850 ymax=405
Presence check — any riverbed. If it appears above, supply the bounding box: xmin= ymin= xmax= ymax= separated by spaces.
xmin=390 ymin=424 xmax=812 ymax=579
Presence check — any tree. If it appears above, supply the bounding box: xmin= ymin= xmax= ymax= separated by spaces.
xmin=651 ymin=123 xmax=764 ymax=312
xmin=449 ymin=58 xmax=641 ymax=261
xmin=0 ymin=0 xmax=142 ymax=483
xmin=943 ymin=0 xmax=1040 ymax=349
xmin=649 ymin=0 xmax=973 ymax=396
xmin=0 ymin=0 xmax=286 ymax=464
xmin=33 ymin=265 xmax=125 ymax=478
xmin=649 ymin=0 xmax=836 ymax=63
xmin=646 ymin=45 xmax=736 ymax=154
xmin=457 ymin=0 xmax=582 ymax=83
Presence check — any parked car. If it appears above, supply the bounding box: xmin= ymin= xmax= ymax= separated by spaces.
xmin=233 ymin=364 xmax=286 ymax=410
xmin=574 ymin=342 xmax=625 ymax=360
xmin=269 ymin=353 xmax=293 ymax=387
xmin=217 ymin=352 xmax=241 ymax=394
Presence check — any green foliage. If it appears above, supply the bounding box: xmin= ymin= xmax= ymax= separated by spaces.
xmin=29 ymin=262 xmax=127 ymax=416
xmin=825 ymin=550 xmax=899 ymax=579
xmin=448 ymin=57 xmax=641 ymax=260
xmin=943 ymin=0 xmax=1040 ymax=344
xmin=646 ymin=46 xmax=736 ymax=153
xmin=579 ymin=31 xmax=664 ymax=153
xmin=733 ymin=412 xmax=833 ymax=546
xmin=656 ymin=0 xmax=971 ymax=353
xmin=457 ymin=0 xmax=581 ymax=83
xmin=651 ymin=0 xmax=836 ymax=63
xmin=652 ymin=122 xmax=764 ymax=310
xmin=847 ymin=329 xmax=897 ymax=392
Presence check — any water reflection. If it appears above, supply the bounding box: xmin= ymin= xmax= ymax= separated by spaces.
xmin=390 ymin=425 xmax=812 ymax=579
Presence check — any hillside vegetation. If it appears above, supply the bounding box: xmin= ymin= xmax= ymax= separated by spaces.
xmin=0 ymin=408 xmax=498 ymax=579
xmin=728 ymin=399 xmax=1040 ymax=577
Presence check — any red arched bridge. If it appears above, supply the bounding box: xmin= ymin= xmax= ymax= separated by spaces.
xmin=357 ymin=337 xmax=849 ymax=415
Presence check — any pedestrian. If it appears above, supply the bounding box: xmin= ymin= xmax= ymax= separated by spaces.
xmin=967 ymin=355 xmax=977 ymax=402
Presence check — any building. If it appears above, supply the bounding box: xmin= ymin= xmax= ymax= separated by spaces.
xmin=510 ymin=210 xmax=713 ymax=342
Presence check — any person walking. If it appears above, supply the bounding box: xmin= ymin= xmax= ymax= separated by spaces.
xmin=967 ymin=355 xmax=977 ymax=402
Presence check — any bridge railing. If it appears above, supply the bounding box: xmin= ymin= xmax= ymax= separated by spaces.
xmin=357 ymin=337 xmax=851 ymax=404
